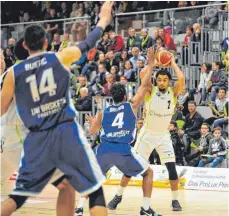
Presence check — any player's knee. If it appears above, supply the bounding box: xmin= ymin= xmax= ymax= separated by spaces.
xmin=56 ymin=179 xmax=71 ymax=191
xmin=165 ymin=162 xmax=178 ymax=180
xmin=88 ymin=187 xmax=106 ymax=209
xmin=8 ymin=194 xmax=28 ymax=210
xmin=142 ymin=167 xmax=153 ymax=178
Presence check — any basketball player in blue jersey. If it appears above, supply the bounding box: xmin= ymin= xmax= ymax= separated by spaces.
xmin=1 ymin=38 xmax=80 ymax=216
xmin=83 ymin=48 xmax=162 ymax=216
xmin=1 ymin=2 xmax=113 ymax=216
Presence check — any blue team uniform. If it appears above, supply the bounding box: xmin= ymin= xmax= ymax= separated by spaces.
xmin=96 ymin=102 xmax=149 ymax=177
xmin=12 ymin=52 xmax=105 ymax=196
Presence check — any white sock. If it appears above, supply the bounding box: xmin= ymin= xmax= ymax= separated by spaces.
xmin=172 ymin=190 xmax=178 ymax=200
xmin=142 ymin=197 xmax=151 ymax=211
xmin=77 ymin=197 xmax=86 ymax=209
xmin=117 ymin=186 xmax=125 ymax=196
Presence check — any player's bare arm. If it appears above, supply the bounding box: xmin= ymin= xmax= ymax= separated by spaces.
xmin=131 ymin=48 xmax=155 ymax=114
xmin=0 ymin=68 xmax=14 ymax=116
xmin=171 ymin=55 xmax=185 ymax=97
xmin=86 ymin=112 xmax=103 ymax=135
xmin=57 ymin=2 xmax=113 ymax=67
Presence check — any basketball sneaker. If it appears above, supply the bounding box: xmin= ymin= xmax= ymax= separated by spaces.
xmin=75 ymin=207 xmax=83 ymax=216
xmin=140 ymin=207 xmax=162 ymax=216
xmin=172 ymin=200 xmax=182 ymax=211
xmin=107 ymin=195 xmax=122 ymax=210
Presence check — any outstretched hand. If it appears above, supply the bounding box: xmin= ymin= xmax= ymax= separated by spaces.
xmin=146 ymin=47 xmax=155 ymax=67
xmin=99 ymin=2 xmax=114 ymax=27
xmin=86 ymin=114 xmax=96 ymax=125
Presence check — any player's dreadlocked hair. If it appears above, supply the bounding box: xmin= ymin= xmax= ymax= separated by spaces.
xmin=110 ymin=83 xmax=126 ymax=104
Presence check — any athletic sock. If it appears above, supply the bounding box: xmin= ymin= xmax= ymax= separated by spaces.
xmin=142 ymin=197 xmax=151 ymax=210
xmin=77 ymin=197 xmax=86 ymax=208
xmin=172 ymin=190 xmax=178 ymax=200
xmin=117 ymin=186 xmax=125 ymax=196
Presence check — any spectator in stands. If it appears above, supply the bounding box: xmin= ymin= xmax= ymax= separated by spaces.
xmin=126 ymin=27 xmax=141 ymax=53
xmin=59 ymin=2 xmax=69 ymax=18
xmin=221 ymin=38 xmax=229 ymax=75
xmin=31 ymin=1 xmax=42 ymax=20
xmin=169 ymin=121 xmax=185 ymax=166
xmin=108 ymin=30 xmax=125 ymax=53
xmin=120 ymin=75 xmax=135 ymax=99
xmin=89 ymin=63 xmax=107 ymax=95
xmin=204 ymin=88 xmax=228 ymax=126
xmin=20 ymin=12 xmax=33 ymax=23
xmin=110 ymin=66 xmax=120 ymax=82
xmin=50 ymin=33 xmax=61 ymax=52
xmin=207 ymin=61 xmax=228 ymax=102
xmin=3 ymin=47 xmax=15 ymax=70
xmin=102 ymin=73 xmax=116 ymax=96
xmin=153 ymin=37 xmax=166 ymax=52
xmin=172 ymin=105 xmax=184 ymax=123
xmin=197 ymin=1 xmax=220 ymax=28
xmin=58 ymin=33 xmax=70 ymax=52
xmin=42 ymin=1 xmax=51 ymax=20
xmin=105 ymin=50 xmax=119 ymax=71
xmin=96 ymin=32 xmax=110 ymax=54
xmin=198 ymin=63 xmax=212 ymax=105
xmin=70 ymin=2 xmax=79 ymax=18
xmin=129 ymin=47 xmax=146 ymax=71
xmin=74 ymin=87 xmax=92 ymax=111
xmin=118 ymin=49 xmax=129 ymax=68
xmin=46 ymin=8 xmax=60 ymax=43
xmin=120 ymin=60 xmax=135 ymax=82
xmin=91 ymin=6 xmax=100 ymax=29
xmin=72 ymin=75 xmax=89 ymax=100
xmin=140 ymin=28 xmax=153 ymax=54
xmin=185 ymin=123 xmax=214 ymax=166
xmin=158 ymin=27 xmax=176 ymax=51
xmin=184 ymin=25 xmax=193 ymax=47
xmin=198 ymin=127 xmax=227 ymax=168
xmin=179 ymin=101 xmax=204 ymax=155
xmin=136 ymin=59 xmax=145 ymax=77
xmin=177 ymin=86 xmax=193 ymax=117
xmin=182 ymin=25 xmax=193 ymax=64
xmin=191 ymin=23 xmax=209 ymax=61
xmin=8 ymin=38 xmax=15 ymax=55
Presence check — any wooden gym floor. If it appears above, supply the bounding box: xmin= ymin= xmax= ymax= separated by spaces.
xmin=1 ymin=183 xmax=229 ymax=216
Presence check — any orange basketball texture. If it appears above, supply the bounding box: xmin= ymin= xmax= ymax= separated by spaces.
xmin=155 ymin=50 xmax=172 ymax=66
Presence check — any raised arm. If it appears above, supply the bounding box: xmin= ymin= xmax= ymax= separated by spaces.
xmin=86 ymin=112 xmax=103 ymax=135
xmin=57 ymin=2 xmax=113 ymax=67
xmin=171 ymin=55 xmax=185 ymax=97
xmin=130 ymin=48 xmax=155 ymax=114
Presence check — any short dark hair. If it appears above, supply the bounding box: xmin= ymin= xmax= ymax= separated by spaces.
xmin=213 ymin=127 xmax=222 ymax=133
xmin=201 ymin=123 xmax=210 ymax=131
xmin=170 ymin=120 xmax=177 ymax=128
xmin=156 ymin=69 xmax=172 ymax=80
xmin=188 ymin=101 xmax=196 ymax=106
xmin=14 ymin=37 xmax=29 ymax=60
xmin=24 ymin=24 xmax=47 ymax=51
xmin=218 ymin=88 xmax=226 ymax=94
xmin=110 ymin=83 xmax=126 ymax=103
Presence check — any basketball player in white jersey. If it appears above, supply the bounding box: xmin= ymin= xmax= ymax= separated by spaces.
xmin=108 ymin=55 xmax=185 ymax=211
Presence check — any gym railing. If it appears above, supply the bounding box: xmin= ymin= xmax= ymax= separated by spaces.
xmin=0 ymin=16 xmax=91 ymax=48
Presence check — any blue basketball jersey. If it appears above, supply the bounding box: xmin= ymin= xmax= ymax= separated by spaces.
xmin=100 ymin=102 xmax=136 ymax=144
xmin=13 ymin=52 xmax=77 ymax=131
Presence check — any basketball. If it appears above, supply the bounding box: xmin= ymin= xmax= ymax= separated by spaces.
xmin=155 ymin=49 xmax=172 ymax=67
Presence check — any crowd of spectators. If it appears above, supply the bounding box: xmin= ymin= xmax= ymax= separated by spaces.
xmin=1 ymin=1 xmax=228 ymax=168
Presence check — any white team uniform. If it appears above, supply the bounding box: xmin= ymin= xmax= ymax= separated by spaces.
xmin=0 ymin=71 xmax=29 ymax=184
xmin=134 ymin=86 xmax=176 ymax=164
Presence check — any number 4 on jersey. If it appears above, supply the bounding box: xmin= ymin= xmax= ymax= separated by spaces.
xmin=112 ymin=112 xmax=124 ymax=129
xmin=26 ymin=68 xmax=57 ymax=102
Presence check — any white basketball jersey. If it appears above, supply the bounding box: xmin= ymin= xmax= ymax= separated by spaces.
xmin=144 ymin=86 xmax=176 ymax=134
xmin=0 ymin=71 xmax=28 ymax=147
